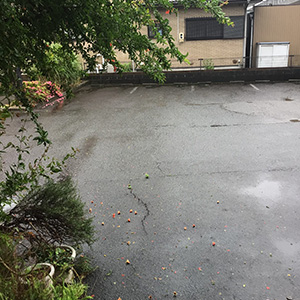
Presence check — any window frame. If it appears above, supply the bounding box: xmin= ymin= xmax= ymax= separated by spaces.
xmin=185 ymin=16 xmax=244 ymax=41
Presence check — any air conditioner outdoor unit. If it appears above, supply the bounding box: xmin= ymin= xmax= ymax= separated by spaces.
xmin=179 ymin=32 xmax=184 ymax=43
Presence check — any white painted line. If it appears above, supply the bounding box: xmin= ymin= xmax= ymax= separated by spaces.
xmin=250 ymin=84 xmax=260 ymax=91
xmin=130 ymin=87 xmax=138 ymax=94
xmin=191 ymin=85 xmax=195 ymax=92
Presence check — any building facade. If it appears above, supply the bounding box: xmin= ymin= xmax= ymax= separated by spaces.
xmin=252 ymin=4 xmax=300 ymax=67
xmin=116 ymin=1 xmax=248 ymax=69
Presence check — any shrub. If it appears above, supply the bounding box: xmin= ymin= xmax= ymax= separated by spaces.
xmin=203 ymin=59 xmax=214 ymax=70
xmin=52 ymin=282 xmax=93 ymax=300
xmin=122 ymin=63 xmax=132 ymax=72
xmin=0 ymin=233 xmax=93 ymax=300
xmin=23 ymin=81 xmax=64 ymax=107
xmin=28 ymin=43 xmax=83 ymax=98
xmin=0 ymin=109 xmax=77 ymax=224
xmin=74 ymin=254 xmax=97 ymax=279
xmin=37 ymin=246 xmax=74 ymax=270
xmin=0 ymin=233 xmax=53 ymax=300
xmin=1 ymin=177 xmax=95 ymax=246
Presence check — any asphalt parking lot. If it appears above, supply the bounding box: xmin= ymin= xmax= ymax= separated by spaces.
xmin=23 ymin=82 xmax=300 ymax=299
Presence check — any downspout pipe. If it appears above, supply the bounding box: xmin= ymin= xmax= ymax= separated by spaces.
xmin=249 ymin=12 xmax=254 ymax=68
xmin=242 ymin=0 xmax=251 ymax=68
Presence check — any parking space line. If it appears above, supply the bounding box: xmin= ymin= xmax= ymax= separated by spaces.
xmin=191 ymin=85 xmax=195 ymax=92
xmin=130 ymin=87 xmax=138 ymax=94
xmin=250 ymin=84 xmax=260 ymax=91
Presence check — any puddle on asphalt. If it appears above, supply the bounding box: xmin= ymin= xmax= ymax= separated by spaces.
xmin=242 ymin=180 xmax=282 ymax=202
xmin=274 ymin=239 xmax=300 ymax=257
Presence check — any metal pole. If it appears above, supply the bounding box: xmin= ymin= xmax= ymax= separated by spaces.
xmin=199 ymin=59 xmax=203 ymax=70
xmin=290 ymin=55 xmax=294 ymax=67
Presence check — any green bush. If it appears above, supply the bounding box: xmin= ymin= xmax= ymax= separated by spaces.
xmin=74 ymin=254 xmax=97 ymax=279
xmin=0 ymin=233 xmax=53 ymax=300
xmin=52 ymin=282 xmax=93 ymax=300
xmin=0 ymin=233 xmax=93 ymax=300
xmin=37 ymin=246 xmax=74 ymax=270
xmin=28 ymin=43 xmax=83 ymax=98
xmin=122 ymin=63 xmax=132 ymax=72
xmin=2 ymin=177 xmax=95 ymax=246
xmin=203 ymin=59 xmax=214 ymax=70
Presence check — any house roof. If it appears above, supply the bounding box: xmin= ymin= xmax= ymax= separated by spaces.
xmin=228 ymin=0 xmax=261 ymax=3
xmin=169 ymin=0 xmax=260 ymax=9
xmin=256 ymin=0 xmax=300 ymax=5
xmin=228 ymin=0 xmax=248 ymax=3
xmin=171 ymin=0 xmax=252 ymax=5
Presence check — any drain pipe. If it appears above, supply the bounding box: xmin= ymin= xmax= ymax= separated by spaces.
xmin=249 ymin=12 xmax=254 ymax=68
xmin=242 ymin=0 xmax=251 ymax=68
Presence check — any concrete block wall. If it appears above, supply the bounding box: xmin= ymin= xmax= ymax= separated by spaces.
xmin=87 ymin=68 xmax=300 ymax=85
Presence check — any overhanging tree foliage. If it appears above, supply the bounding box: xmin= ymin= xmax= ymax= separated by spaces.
xmin=0 ymin=0 xmax=231 ymax=94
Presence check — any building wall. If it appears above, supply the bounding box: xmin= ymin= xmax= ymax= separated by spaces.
xmin=116 ymin=4 xmax=246 ymax=68
xmin=252 ymin=5 xmax=300 ymax=66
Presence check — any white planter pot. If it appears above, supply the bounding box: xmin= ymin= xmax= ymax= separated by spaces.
xmin=60 ymin=244 xmax=76 ymax=261
xmin=25 ymin=263 xmax=55 ymax=288
xmin=58 ymin=244 xmax=76 ymax=284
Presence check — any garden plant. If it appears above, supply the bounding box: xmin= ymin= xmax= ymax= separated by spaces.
xmin=27 ymin=43 xmax=83 ymax=99
xmin=23 ymin=80 xmax=65 ymax=107
xmin=0 ymin=233 xmax=93 ymax=300
xmin=0 ymin=179 xmax=95 ymax=300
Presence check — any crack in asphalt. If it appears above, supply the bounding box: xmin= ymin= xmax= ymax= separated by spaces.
xmin=220 ymin=103 xmax=254 ymax=116
xmin=130 ymin=189 xmax=150 ymax=235
xmin=156 ymin=161 xmax=165 ymax=175
xmin=185 ymin=102 xmax=221 ymax=106
xmin=190 ymin=121 xmax=290 ymax=128
xmin=154 ymin=124 xmax=176 ymax=128
xmin=155 ymin=166 xmax=299 ymax=178
xmin=156 ymin=122 xmax=292 ymax=130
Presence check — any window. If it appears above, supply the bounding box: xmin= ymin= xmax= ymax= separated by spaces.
xmin=186 ymin=18 xmax=222 ymax=40
xmin=185 ymin=16 xmax=244 ymax=41
xmin=224 ymin=16 xmax=244 ymax=39
xmin=148 ymin=22 xmax=163 ymax=39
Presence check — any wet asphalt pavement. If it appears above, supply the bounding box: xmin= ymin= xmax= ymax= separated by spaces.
xmin=24 ymin=82 xmax=300 ymax=299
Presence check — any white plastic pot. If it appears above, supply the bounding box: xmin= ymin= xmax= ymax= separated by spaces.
xmin=25 ymin=263 xmax=55 ymax=288
xmin=58 ymin=244 xmax=76 ymax=284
